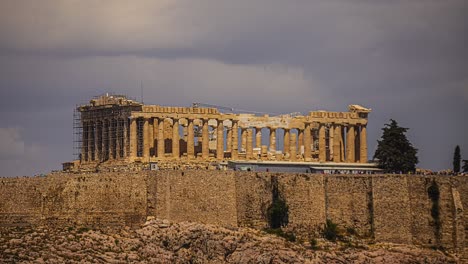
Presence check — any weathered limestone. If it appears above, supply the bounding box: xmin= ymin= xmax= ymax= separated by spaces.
xmin=333 ymin=125 xmax=342 ymax=162
xmin=77 ymin=95 xmax=371 ymax=164
xmin=298 ymin=129 xmax=304 ymax=154
xmin=102 ymin=119 xmax=108 ymax=161
xmin=318 ymin=125 xmax=326 ymax=162
xmin=152 ymin=118 xmax=158 ymax=156
xmin=202 ymin=119 xmax=209 ymax=159
xmin=1 ymin=172 xmax=466 ymax=252
xmin=246 ymin=128 xmax=253 ymax=159
xmin=255 ymin=127 xmax=262 ymax=148
xmin=187 ymin=119 xmax=195 ymax=159
xmin=241 ymin=128 xmax=247 ymax=152
xmin=87 ymin=121 xmax=93 ymax=161
xmin=360 ymin=125 xmax=367 ymax=163
xmin=143 ymin=118 xmax=150 ymax=160
xmin=231 ymin=121 xmax=239 ymax=159
xmin=283 ymin=129 xmax=290 ymax=156
xmin=226 ymin=126 xmax=232 ymax=153
xmin=157 ymin=118 xmax=165 ymax=158
xmin=290 ymin=133 xmax=297 ymax=161
xmin=346 ymin=125 xmax=355 ymax=163
xmin=130 ymin=118 xmax=137 ymax=160
xmin=217 ymin=120 xmax=224 ymax=160
xmin=304 ymin=123 xmax=311 ymax=161
xmin=269 ymin=128 xmax=276 ymax=152
xmin=116 ymin=119 xmax=121 ymax=159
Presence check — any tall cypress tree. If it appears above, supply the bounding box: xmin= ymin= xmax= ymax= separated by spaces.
xmin=373 ymin=119 xmax=418 ymax=173
xmin=453 ymin=145 xmax=461 ymax=173
xmin=462 ymin=160 xmax=468 ymax=173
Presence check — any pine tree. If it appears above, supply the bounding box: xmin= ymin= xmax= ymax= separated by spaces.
xmin=453 ymin=145 xmax=461 ymax=173
xmin=373 ymin=119 xmax=418 ymax=173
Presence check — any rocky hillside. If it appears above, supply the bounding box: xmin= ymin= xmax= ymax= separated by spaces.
xmin=0 ymin=219 xmax=458 ymax=263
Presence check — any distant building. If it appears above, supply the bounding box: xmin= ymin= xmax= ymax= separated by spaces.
xmin=228 ymin=160 xmax=381 ymax=174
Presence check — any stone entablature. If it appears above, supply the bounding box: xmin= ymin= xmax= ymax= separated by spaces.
xmin=77 ymin=94 xmax=371 ymax=164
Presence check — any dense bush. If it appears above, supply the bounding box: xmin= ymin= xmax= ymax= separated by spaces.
xmin=323 ymin=219 xmax=340 ymax=241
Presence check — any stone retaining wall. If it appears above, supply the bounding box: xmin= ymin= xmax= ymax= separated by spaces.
xmin=0 ymin=172 xmax=465 ymax=251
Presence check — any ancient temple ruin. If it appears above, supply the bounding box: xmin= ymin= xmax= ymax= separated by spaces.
xmin=75 ymin=94 xmax=371 ymax=166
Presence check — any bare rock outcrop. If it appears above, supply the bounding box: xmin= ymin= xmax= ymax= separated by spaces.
xmin=0 ymin=219 xmax=458 ymax=263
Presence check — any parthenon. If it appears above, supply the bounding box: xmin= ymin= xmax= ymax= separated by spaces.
xmin=77 ymin=94 xmax=371 ymax=165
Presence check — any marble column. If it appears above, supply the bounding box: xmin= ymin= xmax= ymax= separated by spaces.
xmin=269 ymin=127 xmax=276 ymax=152
xmin=226 ymin=126 xmax=232 ymax=153
xmin=152 ymin=118 xmax=158 ymax=157
xmin=95 ymin=121 xmax=101 ymax=161
xmin=283 ymin=129 xmax=290 ymax=157
xmin=304 ymin=123 xmax=312 ymax=161
xmin=88 ymin=122 xmax=94 ymax=161
xmin=346 ymin=125 xmax=355 ymax=163
xmin=103 ymin=119 xmax=109 ymax=161
xmin=187 ymin=119 xmax=195 ymax=159
xmin=81 ymin=121 xmax=88 ymax=161
xmin=172 ymin=118 xmax=180 ymax=158
xmin=355 ymin=126 xmax=361 ymax=163
xmin=290 ymin=133 xmax=297 ymax=161
xmin=123 ymin=119 xmax=128 ymax=158
xmin=115 ymin=118 xmax=122 ymax=159
xmin=318 ymin=124 xmax=326 ymax=162
xmin=298 ymin=129 xmax=304 ymax=154
xmin=333 ymin=125 xmax=342 ymax=162
xmin=143 ymin=118 xmax=150 ymax=160
xmin=183 ymin=125 xmax=188 ymax=142
xmin=109 ymin=120 xmax=116 ymax=160
xmin=231 ymin=121 xmax=238 ymax=159
xmin=255 ymin=127 xmax=262 ymax=148
xmin=246 ymin=128 xmax=253 ymax=159
xmin=241 ymin=128 xmax=247 ymax=152
xmin=129 ymin=118 xmax=137 ymax=160
xmin=360 ymin=125 xmax=367 ymax=163
xmin=202 ymin=119 xmax=209 ymax=159
xmin=157 ymin=118 xmax=165 ymax=158
xmin=329 ymin=125 xmax=334 ymax=161
xmin=216 ymin=120 xmax=224 ymax=160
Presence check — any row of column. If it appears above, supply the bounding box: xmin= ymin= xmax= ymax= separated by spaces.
xmin=129 ymin=117 xmax=219 ymax=160
xmin=83 ymin=117 xmax=367 ymax=163
xmin=82 ymin=118 xmax=129 ymax=162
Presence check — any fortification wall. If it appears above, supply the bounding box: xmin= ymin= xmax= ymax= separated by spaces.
xmin=151 ymin=170 xmax=238 ymax=227
xmin=371 ymin=176 xmax=413 ymax=244
xmin=0 ymin=173 xmax=147 ymax=228
xmin=0 ymin=171 xmax=466 ymax=251
xmin=279 ymin=174 xmax=326 ymax=236
xmin=324 ymin=175 xmax=372 ymax=237
xmin=234 ymin=173 xmax=272 ymax=229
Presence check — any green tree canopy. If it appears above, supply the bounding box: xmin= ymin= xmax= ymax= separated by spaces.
xmin=373 ymin=119 xmax=418 ymax=173
xmin=453 ymin=145 xmax=461 ymax=173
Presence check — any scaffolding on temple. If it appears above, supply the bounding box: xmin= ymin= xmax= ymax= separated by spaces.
xmin=73 ymin=106 xmax=83 ymax=160
xmin=72 ymin=94 xmax=139 ymax=163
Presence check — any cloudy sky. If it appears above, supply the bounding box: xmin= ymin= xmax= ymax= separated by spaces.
xmin=0 ymin=0 xmax=467 ymax=176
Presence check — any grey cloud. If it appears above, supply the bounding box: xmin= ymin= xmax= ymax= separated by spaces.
xmin=0 ymin=0 xmax=466 ymax=175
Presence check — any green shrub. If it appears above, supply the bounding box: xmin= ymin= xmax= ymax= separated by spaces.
xmin=310 ymin=238 xmax=319 ymax=250
xmin=346 ymin=227 xmax=358 ymax=236
xmin=267 ymin=176 xmax=289 ymax=229
xmin=323 ymin=219 xmax=340 ymax=241
xmin=267 ymin=198 xmax=289 ymax=229
xmin=264 ymin=228 xmax=296 ymax=242
xmin=77 ymin=227 xmax=90 ymax=233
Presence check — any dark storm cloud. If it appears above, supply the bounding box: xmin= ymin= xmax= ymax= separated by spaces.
xmin=0 ymin=0 xmax=467 ymax=176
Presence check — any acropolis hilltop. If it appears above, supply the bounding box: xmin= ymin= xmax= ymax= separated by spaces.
xmin=72 ymin=94 xmax=373 ymax=171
